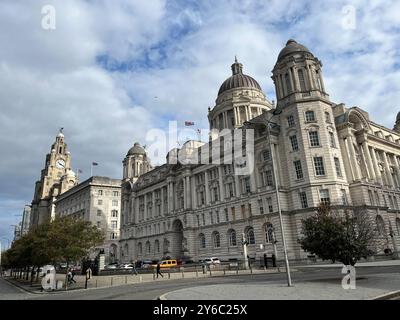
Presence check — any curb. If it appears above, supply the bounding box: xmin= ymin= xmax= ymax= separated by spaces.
xmin=3 ymin=278 xmax=38 ymax=295
xmin=157 ymin=293 xmax=168 ymax=300
xmin=370 ymin=290 xmax=400 ymax=300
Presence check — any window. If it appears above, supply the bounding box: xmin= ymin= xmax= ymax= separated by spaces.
xmin=98 ymin=190 xmax=103 ymax=196
xmin=97 ymin=199 xmax=103 ymax=205
xmin=258 ymin=199 xmax=264 ymax=214
xmin=228 ymin=229 xmax=237 ymax=246
xmin=227 ymin=183 xmax=234 ymax=198
xmin=294 ymin=160 xmax=304 ymax=179
xmin=200 ymin=191 xmax=205 ymax=205
xmin=202 ymin=213 xmax=205 ymax=225
xmin=334 ymin=157 xmax=342 ymax=177
xmin=110 ymin=233 xmax=117 ymax=240
xmin=314 ymin=157 xmax=325 ymax=176
xmin=243 ymin=177 xmax=251 ymax=193
xmin=265 ymin=223 xmax=274 ymax=244
xmin=290 ymin=135 xmax=299 ymax=151
xmin=262 ymin=150 xmax=271 ymax=161
xmin=97 ymin=210 xmax=102 ymax=216
xmin=285 ymin=73 xmax=292 ymax=93
xmin=267 ymin=197 xmax=273 ymax=213
xmin=264 ymin=169 xmax=273 ymax=186
xmin=212 ymin=187 xmax=219 ymax=202
xmin=298 ymin=69 xmax=306 ymax=91
xmin=246 ymin=227 xmax=255 ymax=244
xmin=112 ymin=200 xmax=118 ymax=206
xmin=389 ymin=195 xmax=394 ymax=209
xmin=341 ymin=189 xmax=348 ymax=205
xmin=374 ymin=191 xmax=380 ymax=206
xmin=111 ymin=221 xmax=118 ymax=229
xmin=305 ymin=110 xmax=315 ymax=122
xmin=320 ymin=189 xmax=330 ymax=205
xmin=241 ymin=205 xmax=246 ymax=219
xmin=216 ymin=210 xmax=220 ymax=223
xmin=213 ymin=232 xmax=221 ymax=248
xmin=146 ymin=242 xmax=151 ymax=254
xmin=231 ymin=207 xmax=236 ymax=221
xmin=287 ymin=115 xmax=295 ymax=127
xmin=248 ymin=203 xmax=252 ymax=216
xmin=299 ymin=191 xmax=308 ymax=208
xmin=199 ymin=233 xmax=206 ymax=249
xmin=111 ymin=210 xmax=118 ymax=217
xmin=325 ymin=111 xmax=331 ymax=123
xmin=96 ymin=221 xmax=101 ymax=228
xmin=368 ymin=190 xmax=374 ymax=205
xmin=376 ymin=215 xmax=385 ymax=236
xmin=137 ymin=243 xmax=142 ymax=255
xmin=329 ymin=132 xmax=336 ymax=148
xmin=309 ymin=131 xmax=320 ymax=147
xmin=210 ymin=212 xmax=214 ymax=225
xmin=113 ymin=191 xmax=119 ymax=196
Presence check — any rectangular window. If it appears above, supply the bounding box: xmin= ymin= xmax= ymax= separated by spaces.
xmin=287 ymin=115 xmax=295 ymax=127
xmin=243 ymin=177 xmax=251 ymax=193
xmin=267 ymin=197 xmax=273 ymax=213
xmin=325 ymin=112 xmax=331 ymax=123
xmin=264 ymin=170 xmax=273 ymax=186
xmin=202 ymin=213 xmax=205 ymax=226
xmin=228 ymin=183 xmax=234 ymax=197
xmin=225 ymin=208 xmax=229 ymax=222
xmin=341 ymin=189 xmax=347 ymax=205
xmin=305 ymin=110 xmax=315 ymax=122
xmin=111 ymin=221 xmax=118 ymax=229
xmin=294 ymin=160 xmax=304 ymax=180
xmin=262 ymin=149 xmax=271 ymax=161
xmin=111 ymin=210 xmax=118 ymax=217
xmin=241 ymin=205 xmax=246 ymax=219
xmin=314 ymin=157 xmax=325 ymax=176
xmin=309 ymin=131 xmax=320 ymax=147
xmin=113 ymin=191 xmax=119 ymax=196
xmin=248 ymin=203 xmax=252 ymax=216
xmin=299 ymin=192 xmax=308 ymax=208
xmin=216 ymin=210 xmax=220 ymax=223
xmin=290 ymin=135 xmax=299 ymax=151
xmin=329 ymin=132 xmax=336 ymax=148
xmin=210 ymin=212 xmax=214 ymax=224
xmin=97 ymin=210 xmax=102 ymax=216
xmin=389 ymin=195 xmax=394 ymax=209
xmin=231 ymin=207 xmax=236 ymax=221
xmin=96 ymin=221 xmax=101 ymax=228
xmin=112 ymin=200 xmax=118 ymax=206
xmin=298 ymin=69 xmax=306 ymax=91
xmin=258 ymin=199 xmax=264 ymax=214
xmin=98 ymin=190 xmax=103 ymax=196
xmin=374 ymin=191 xmax=380 ymax=206
xmin=320 ymin=189 xmax=330 ymax=205
xmin=97 ymin=199 xmax=103 ymax=205
xmin=334 ymin=157 xmax=342 ymax=177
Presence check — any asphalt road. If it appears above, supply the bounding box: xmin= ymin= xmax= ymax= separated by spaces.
xmin=1 ymin=265 xmax=399 ymax=300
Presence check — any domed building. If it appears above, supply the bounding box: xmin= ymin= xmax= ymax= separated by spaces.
xmin=119 ymin=40 xmax=400 ymax=265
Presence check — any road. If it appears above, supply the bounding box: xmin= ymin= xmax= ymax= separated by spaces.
xmin=1 ymin=265 xmax=399 ymax=300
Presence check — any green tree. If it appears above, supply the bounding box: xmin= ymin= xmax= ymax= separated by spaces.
xmin=299 ymin=204 xmax=378 ymax=266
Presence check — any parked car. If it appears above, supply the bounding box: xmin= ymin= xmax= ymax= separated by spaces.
xmin=141 ymin=260 xmax=153 ymax=269
xmin=151 ymin=259 xmax=178 ymax=268
xmin=105 ymin=263 xmax=118 ymax=270
xmin=70 ymin=265 xmax=82 ymax=272
xmin=119 ymin=264 xmax=134 ymax=270
xmin=204 ymin=257 xmax=221 ymax=265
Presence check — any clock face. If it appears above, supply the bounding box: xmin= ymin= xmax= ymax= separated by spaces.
xmin=56 ymin=159 xmax=65 ymax=169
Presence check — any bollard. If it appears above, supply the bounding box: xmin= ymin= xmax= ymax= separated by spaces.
xmin=168 ymin=272 xmax=170 ymax=279
xmin=223 ymin=268 xmax=226 ymax=276
xmin=182 ymin=272 xmax=184 ymax=278
xmin=95 ymin=280 xmax=98 ymax=288
xmin=111 ymin=277 xmax=113 ymax=286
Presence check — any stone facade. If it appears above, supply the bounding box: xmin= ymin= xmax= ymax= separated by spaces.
xmin=119 ymin=39 xmax=400 ymax=263
xmin=54 ymin=176 xmax=122 ymax=264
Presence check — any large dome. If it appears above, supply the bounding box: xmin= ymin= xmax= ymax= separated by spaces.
xmin=127 ymin=142 xmax=146 ymax=156
xmin=278 ymin=39 xmax=311 ymax=60
xmin=217 ymin=58 xmax=262 ymax=96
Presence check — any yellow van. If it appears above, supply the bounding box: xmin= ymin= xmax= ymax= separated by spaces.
xmin=152 ymin=259 xmax=178 ymax=268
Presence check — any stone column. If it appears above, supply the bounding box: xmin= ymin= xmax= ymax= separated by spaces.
xmin=288 ymin=67 xmax=294 ymax=93
xmin=370 ymin=147 xmax=382 ymax=184
xmin=161 ymin=187 xmax=164 ymax=217
xmin=346 ymin=136 xmax=360 ymax=180
xmin=144 ymin=194 xmax=147 ymax=220
xmin=306 ymin=64 xmax=314 ymax=90
xmin=234 ymin=172 xmax=240 ymax=197
xmin=152 ymin=190 xmax=156 ymax=218
xmin=183 ymin=178 xmax=187 ymax=209
xmin=359 ymin=143 xmax=371 ymax=180
xmin=191 ymin=176 xmax=197 ymax=208
xmin=218 ymin=166 xmax=225 ymax=201
xmin=186 ymin=175 xmax=192 ymax=209
xmin=362 ymin=142 xmax=375 ymax=181
xmin=382 ymin=152 xmax=394 ymax=187
xmin=204 ymin=171 xmax=211 ymax=205
xmin=340 ymin=137 xmax=354 ymax=181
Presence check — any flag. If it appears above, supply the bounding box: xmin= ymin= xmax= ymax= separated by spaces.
xmin=185 ymin=121 xmax=194 ymax=126
xmin=92 ymin=162 xmax=98 ymax=166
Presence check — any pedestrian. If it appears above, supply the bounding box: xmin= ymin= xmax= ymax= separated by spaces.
xmin=132 ymin=260 xmax=138 ymax=276
xmin=156 ymin=262 xmax=163 ymax=278
xmin=264 ymin=253 xmax=268 ymax=268
xmin=67 ymin=270 xmax=73 ymax=285
xmin=70 ymin=269 xmax=77 ymax=283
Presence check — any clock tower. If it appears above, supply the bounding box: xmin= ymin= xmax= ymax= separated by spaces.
xmin=30 ymin=129 xmax=78 ymax=227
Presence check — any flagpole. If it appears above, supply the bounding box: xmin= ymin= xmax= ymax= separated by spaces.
xmin=90 ymin=163 xmax=93 ymax=177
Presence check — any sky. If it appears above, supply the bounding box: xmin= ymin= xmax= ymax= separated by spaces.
xmin=1 ymin=0 xmax=400 ymax=245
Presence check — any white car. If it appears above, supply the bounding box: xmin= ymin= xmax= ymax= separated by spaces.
xmin=204 ymin=257 xmax=221 ymax=264
xmin=120 ymin=264 xmax=134 ymax=269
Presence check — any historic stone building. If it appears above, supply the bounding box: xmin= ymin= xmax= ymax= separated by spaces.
xmin=54 ymin=176 xmax=122 ymax=263
xmin=30 ymin=130 xmax=78 ymax=227
xmin=119 ymin=40 xmax=400 ymax=264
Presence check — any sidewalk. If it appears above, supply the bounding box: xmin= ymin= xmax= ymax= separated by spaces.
xmin=159 ymin=272 xmax=400 ymax=300
xmin=3 ymin=267 xmax=285 ymax=294
xmin=296 ymin=259 xmax=400 ymax=268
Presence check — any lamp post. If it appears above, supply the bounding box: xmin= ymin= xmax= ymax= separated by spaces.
xmin=265 ymin=108 xmax=292 ymax=287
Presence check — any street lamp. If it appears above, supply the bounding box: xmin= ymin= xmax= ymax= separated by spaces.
xmin=265 ymin=108 xmax=292 ymax=287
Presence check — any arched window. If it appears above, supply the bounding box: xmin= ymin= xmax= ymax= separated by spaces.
xmin=155 ymin=240 xmax=160 ymax=254
xmin=199 ymin=233 xmax=206 ymax=249
xmin=137 ymin=242 xmax=142 ymax=255
xmin=396 ymin=218 xmax=400 ymax=236
xmin=212 ymin=231 xmax=221 ymax=248
xmin=265 ymin=223 xmax=274 ymax=244
xmin=228 ymin=229 xmax=237 ymax=246
xmin=145 ymin=241 xmax=151 ymax=254
xmin=376 ymin=215 xmax=385 ymax=236
xmin=246 ymin=227 xmax=255 ymax=245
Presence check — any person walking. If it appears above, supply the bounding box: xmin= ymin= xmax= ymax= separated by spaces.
xmin=156 ymin=262 xmax=163 ymax=278
xmin=132 ymin=260 xmax=138 ymax=276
